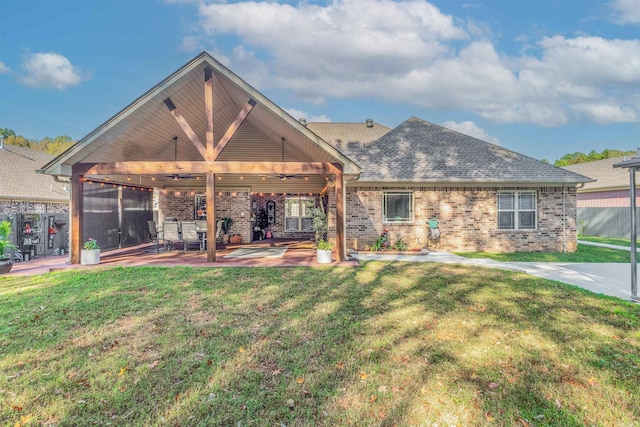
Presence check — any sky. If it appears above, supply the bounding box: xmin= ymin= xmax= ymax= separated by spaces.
xmin=1 ymin=0 xmax=639 ymax=162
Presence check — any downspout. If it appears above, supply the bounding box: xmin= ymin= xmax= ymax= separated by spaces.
xmin=631 ymin=168 xmax=637 ymax=301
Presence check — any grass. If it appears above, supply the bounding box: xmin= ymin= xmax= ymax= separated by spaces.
xmin=579 ymin=235 xmax=640 ymax=248
xmin=0 ymin=263 xmax=639 ymax=426
xmin=457 ymin=242 xmax=636 ymax=262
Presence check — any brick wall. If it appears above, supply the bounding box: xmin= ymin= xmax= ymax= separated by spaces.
xmin=159 ymin=191 xmax=251 ymax=243
xmin=333 ymin=186 xmax=577 ymax=253
xmin=160 ymin=191 xmax=320 ymax=243
xmin=251 ymin=194 xmax=317 ymax=239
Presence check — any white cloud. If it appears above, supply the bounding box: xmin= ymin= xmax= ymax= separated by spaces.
xmin=181 ymin=0 xmax=640 ymax=127
xmin=284 ymin=108 xmax=331 ymax=123
xmin=180 ymin=36 xmax=205 ymax=52
xmin=20 ymin=52 xmax=86 ymax=89
xmin=609 ymin=0 xmax=640 ymax=24
xmin=442 ymin=120 xmax=500 ymax=144
xmin=0 ymin=61 xmax=9 ymax=74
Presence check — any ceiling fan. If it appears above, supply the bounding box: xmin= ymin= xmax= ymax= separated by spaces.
xmin=264 ymin=137 xmax=308 ymax=180
xmin=165 ymin=136 xmax=196 ymax=180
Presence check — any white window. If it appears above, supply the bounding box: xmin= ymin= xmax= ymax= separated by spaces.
xmin=497 ymin=191 xmax=536 ymax=230
xmin=383 ymin=191 xmax=413 ymax=223
xmin=285 ymin=196 xmax=315 ymax=231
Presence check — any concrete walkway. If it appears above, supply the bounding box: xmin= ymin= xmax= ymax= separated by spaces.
xmin=351 ymin=249 xmax=638 ymax=303
xmin=577 ymin=239 xmax=634 ymax=251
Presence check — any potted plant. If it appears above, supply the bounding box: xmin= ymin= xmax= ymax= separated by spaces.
xmin=0 ymin=220 xmax=17 ymax=274
xmin=316 ymin=239 xmax=333 ymax=264
xmin=310 ymin=207 xmax=328 ymax=244
xmin=220 ymin=217 xmax=234 ymax=244
xmin=81 ymin=238 xmax=100 ymax=265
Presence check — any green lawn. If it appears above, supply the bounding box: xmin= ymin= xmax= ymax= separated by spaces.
xmin=1 ymin=264 xmax=639 ymax=426
xmin=457 ymin=242 xmax=635 ymax=262
xmin=579 ymin=235 xmax=640 ymax=248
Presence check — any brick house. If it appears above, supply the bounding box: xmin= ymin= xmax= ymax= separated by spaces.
xmin=40 ymin=52 xmax=591 ymax=263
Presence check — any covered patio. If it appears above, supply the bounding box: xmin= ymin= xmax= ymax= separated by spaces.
xmin=6 ymin=239 xmax=360 ymax=276
xmin=40 ymin=52 xmax=361 ymax=264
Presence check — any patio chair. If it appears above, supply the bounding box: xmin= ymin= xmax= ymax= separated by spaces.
xmin=162 ymin=221 xmax=182 ymax=251
xmin=147 ymin=220 xmax=158 ymax=242
xmin=216 ymin=219 xmax=223 ymax=240
xmin=181 ymin=221 xmax=200 ymax=251
xmin=195 ymin=220 xmax=207 ymax=251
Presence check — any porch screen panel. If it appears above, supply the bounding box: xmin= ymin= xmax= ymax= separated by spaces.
xmin=83 ymin=184 xmax=119 ymax=250
xmin=121 ymin=188 xmax=153 ymax=248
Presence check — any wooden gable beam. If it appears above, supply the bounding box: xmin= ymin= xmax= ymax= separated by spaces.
xmin=75 ymin=161 xmax=337 ymax=175
xmin=210 ymin=99 xmax=257 ymax=161
xmin=164 ymin=97 xmax=208 ymax=160
xmin=204 ymin=68 xmax=215 ymax=160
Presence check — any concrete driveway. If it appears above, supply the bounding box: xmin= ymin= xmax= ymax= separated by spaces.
xmin=350 ymin=251 xmax=637 ymax=303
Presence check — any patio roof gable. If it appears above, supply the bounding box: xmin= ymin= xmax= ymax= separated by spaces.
xmin=40 ymin=52 xmax=361 ymax=178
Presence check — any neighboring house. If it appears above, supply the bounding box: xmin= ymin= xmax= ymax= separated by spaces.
xmin=564 ymin=156 xmax=638 ymax=238
xmin=0 ymin=141 xmax=69 ymax=259
xmin=40 ymin=52 xmax=591 ymax=263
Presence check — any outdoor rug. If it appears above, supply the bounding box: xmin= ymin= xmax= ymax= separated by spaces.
xmin=224 ymin=247 xmax=288 ymax=259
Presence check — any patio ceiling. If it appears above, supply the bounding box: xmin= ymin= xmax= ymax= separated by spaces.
xmin=40 ymin=52 xmax=360 ymax=192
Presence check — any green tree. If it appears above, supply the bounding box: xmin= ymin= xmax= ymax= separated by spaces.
xmin=554 ymin=148 xmax=637 ymax=166
xmin=0 ymin=127 xmax=76 ymax=155
xmin=0 ymin=128 xmax=16 ymax=138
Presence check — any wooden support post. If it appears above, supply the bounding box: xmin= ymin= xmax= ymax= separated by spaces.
xmin=334 ymin=166 xmax=345 ymax=262
xmin=70 ymin=173 xmax=84 ymax=264
xmin=204 ymin=68 xmax=215 ymax=161
xmin=206 ymin=172 xmax=216 ymax=262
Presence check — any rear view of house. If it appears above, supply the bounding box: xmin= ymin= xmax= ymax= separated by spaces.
xmin=39 ymin=52 xmax=592 ymax=263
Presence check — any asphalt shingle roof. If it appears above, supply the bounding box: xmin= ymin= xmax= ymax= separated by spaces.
xmin=0 ymin=145 xmax=69 ymax=202
xmin=314 ymin=117 xmax=592 ymax=185
xmin=563 ymin=156 xmax=636 ymax=191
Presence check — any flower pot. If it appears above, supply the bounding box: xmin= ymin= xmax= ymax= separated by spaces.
xmin=81 ymin=249 xmax=100 ymax=265
xmin=316 ymin=249 xmax=333 ymax=264
xmin=230 ymin=234 xmax=242 ymax=244
xmin=222 ymin=234 xmax=230 ymax=244
xmin=0 ymin=257 xmax=12 ymax=274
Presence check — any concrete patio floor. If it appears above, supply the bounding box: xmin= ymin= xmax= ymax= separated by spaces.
xmin=3 ymin=239 xmax=359 ymax=276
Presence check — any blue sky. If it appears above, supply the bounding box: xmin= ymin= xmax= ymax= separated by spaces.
xmin=1 ymin=0 xmax=639 ymax=162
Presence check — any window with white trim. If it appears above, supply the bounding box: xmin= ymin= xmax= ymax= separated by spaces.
xmin=497 ymin=191 xmax=536 ymax=230
xmin=285 ymin=196 xmax=315 ymax=231
xmin=383 ymin=191 xmax=413 ymax=223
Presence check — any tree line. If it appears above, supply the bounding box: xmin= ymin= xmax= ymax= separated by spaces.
xmin=549 ymin=148 xmax=637 ymax=167
xmin=0 ymin=127 xmax=76 ymax=156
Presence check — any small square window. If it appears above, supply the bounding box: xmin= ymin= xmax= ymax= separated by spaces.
xmin=497 ymin=191 xmax=536 ymax=230
xmin=383 ymin=192 xmax=413 ymax=223
xmin=285 ymin=196 xmax=315 ymax=231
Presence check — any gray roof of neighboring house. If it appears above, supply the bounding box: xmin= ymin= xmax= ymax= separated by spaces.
xmin=0 ymin=145 xmax=69 ymax=202
xmin=316 ymin=117 xmax=592 ymax=185
xmin=564 ymin=156 xmax=638 ymax=191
